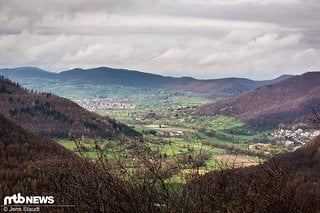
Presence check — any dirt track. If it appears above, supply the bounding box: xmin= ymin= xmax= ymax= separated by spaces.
xmin=215 ymin=154 xmax=261 ymax=168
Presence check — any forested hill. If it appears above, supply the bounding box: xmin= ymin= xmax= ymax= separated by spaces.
xmin=0 ymin=67 xmax=292 ymax=99
xmin=0 ymin=114 xmax=141 ymax=212
xmin=0 ymin=76 xmax=140 ymax=139
xmin=197 ymin=71 xmax=320 ymax=128
xmin=0 ymin=113 xmax=74 ymax=198
xmin=0 ymin=113 xmax=74 ymax=160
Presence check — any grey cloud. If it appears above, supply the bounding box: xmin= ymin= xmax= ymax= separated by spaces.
xmin=0 ymin=0 xmax=319 ymax=79
xmin=0 ymin=0 xmax=133 ymax=33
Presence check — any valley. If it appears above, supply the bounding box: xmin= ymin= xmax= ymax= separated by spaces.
xmin=50 ymin=84 xmax=267 ymax=169
xmin=47 ymin=85 xmax=293 ymax=174
xmin=1 ymin=67 xmax=320 ymax=212
xmin=1 ymin=68 xmax=318 ymax=172
xmin=2 ymin=1 xmax=320 ymax=211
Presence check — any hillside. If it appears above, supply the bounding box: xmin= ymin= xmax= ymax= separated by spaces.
xmin=183 ymin=135 xmax=320 ymax=212
xmin=0 ymin=113 xmax=74 ymax=163
xmin=174 ymin=75 xmax=290 ymax=99
xmin=0 ymin=114 xmax=150 ymax=212
xmin=0 ymin=76 xmax=140 ymax=138
xmin=0 ymin=67 xmax=292 ymax=99
xmin=198 ymin=72 xmax=320 ymax=128
xmin=0 ymin=113 xmax=75 ymax=203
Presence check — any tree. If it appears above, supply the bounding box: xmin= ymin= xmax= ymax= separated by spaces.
xmin=309 ymin=108 xmax=320 ymax=127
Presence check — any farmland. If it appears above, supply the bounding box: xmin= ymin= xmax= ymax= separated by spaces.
xmin=55 ymin=86 xmax=268 ymax=175
xmin=20 ymin=79 xmax=304 ymax=173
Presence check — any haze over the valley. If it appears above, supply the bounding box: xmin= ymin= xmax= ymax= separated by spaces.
xmin=0 ymin=0 xmax=320 ymax=79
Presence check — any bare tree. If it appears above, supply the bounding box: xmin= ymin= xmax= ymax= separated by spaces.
xmin=309 ymin=107 xmax=320 ymax=127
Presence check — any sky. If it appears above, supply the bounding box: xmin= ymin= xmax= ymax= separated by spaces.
xmin=0 ymin=0 xmax=319 ymax=80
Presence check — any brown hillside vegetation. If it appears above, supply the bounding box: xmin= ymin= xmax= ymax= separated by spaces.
xmin=0 ymin=76 xmax=140 ymax=139
xmin=198 ymin=72 xmax=320 ymax=128
xmin=172 ymin=75 xmax=291 ymax=99
xmin=0 ymin=114 xmax=159 ymax=212
xmin=182 ymin=136 xmax=320 ymax=212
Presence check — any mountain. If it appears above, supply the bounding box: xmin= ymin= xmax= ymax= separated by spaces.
xmin=0 ymin=67 xmax=55 ymax=79
xmin=198 ymin=72 xmax=320 ymax=128
xmin=0 ymin=76 xmax=140 ymax=138
xmin=58 ymin=67 xmax=175 ymax=87
xmin=0 ymin=67 xmax=292 ymax=99
xmin=183 ymin=135 xmax=320 ymax=212
xmin=58 ymin=67 xmax=289 ymax=98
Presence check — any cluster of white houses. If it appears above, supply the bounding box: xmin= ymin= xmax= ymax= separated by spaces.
xmin=75 ymin=99 xmax=136 ymax=111
xmin=271 ymin=128 xmax=320 ymax=147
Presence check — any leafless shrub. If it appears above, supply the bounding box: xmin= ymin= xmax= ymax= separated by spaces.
xmin=308 ymin=107 xmax=320 ymax=127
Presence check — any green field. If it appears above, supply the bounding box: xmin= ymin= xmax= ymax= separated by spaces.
xmin=45 ymin=83 xmax=272 ymax=174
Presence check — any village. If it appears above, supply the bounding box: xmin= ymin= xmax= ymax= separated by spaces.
xmin=75 ymin=98 xmax=136 ymax=111
xmin=270 ymin=128 xmax=320 ymax=147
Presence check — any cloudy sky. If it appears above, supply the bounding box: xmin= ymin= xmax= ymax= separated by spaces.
xmin=0 ymin=0 xmax=319 ymax=79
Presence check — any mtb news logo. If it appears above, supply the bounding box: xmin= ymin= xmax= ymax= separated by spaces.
xmin=3 ymin=193 xmax=54 ymax=206
xmin=2 ymin=193 xmax=75 ymax=212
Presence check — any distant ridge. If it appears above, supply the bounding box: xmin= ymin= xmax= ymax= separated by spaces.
xmin=198 ymin=71 xmax=320 ymax=128
xmin=0 ymin=67 xmax=293 ymax=98
xmin=0 ymin=67 xmax=56 ymax=78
